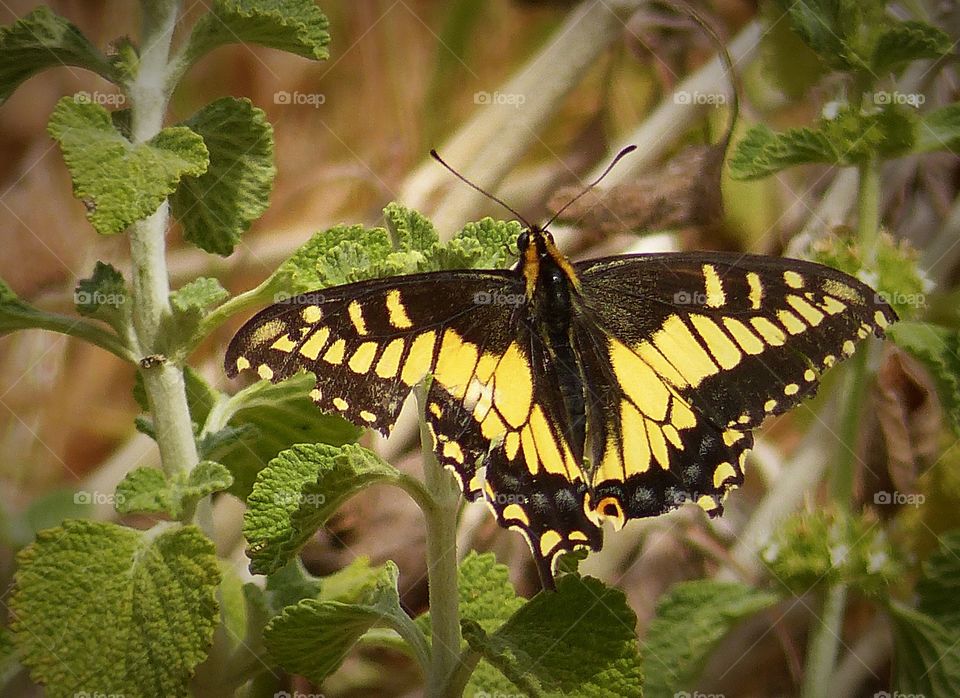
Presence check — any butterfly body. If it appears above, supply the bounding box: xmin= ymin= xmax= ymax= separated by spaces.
xmin=227 ymin=224 xmax=896 ymax=588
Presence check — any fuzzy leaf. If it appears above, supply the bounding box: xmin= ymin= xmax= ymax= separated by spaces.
xmin=243 ymin=443 xmax=398 ymax=575
xmin=729 ymin=123 xmax=837 ymax=180
xmin=463 ymin=575 xmax=644 ymax=697
xmin=888 ymin=322 xmax=960 ymax=434
xmin=74 ymin=261 xmax=128 ymax=331
xmin=643 ymin=580 xmax=778 ymax=696
xmin=212 ymin=373 xmax=362 ymax=500
xmin=171 ymin=97 xmax=275 ymax=256
xmin=916 ymin=530 xmax=960 ymax=630
xmin=186 ymin=0 xmax=330 ymax=63
xmin=776 ymin=0 xmax=869 ymax=71
xmin=889 ymin=601 xmax=960 ymax=696
xmin=871 ymin=21 xmax=952 ymax=75
xmin=164 ymin=277 xmax=230 ymax=353
xmin=0 ymin=7 xmax=116 ymax=104
xmin=916 ymin=104 xmax=960 ymax=154
xmin=426 ymin=217 xmax=521 ymax=271
xmin=384 ymin=201 xmax=439 ymax=254
xmin=11 ymin=521 xmax=219 ymax=698
xmin=264 ymin=561 xmax=408 ymax=683
xmin=115 ymin=461 xmax=233 ymax=518
xmin=48 ymin=98 xmax=209 ymax=235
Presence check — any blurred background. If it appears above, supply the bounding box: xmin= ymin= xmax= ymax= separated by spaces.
xmin=1 ymin=1 xmax=959 ymax=696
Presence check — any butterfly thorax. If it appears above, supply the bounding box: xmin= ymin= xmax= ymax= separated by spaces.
xmin=518 ymin=226 xmax=588 ymax=460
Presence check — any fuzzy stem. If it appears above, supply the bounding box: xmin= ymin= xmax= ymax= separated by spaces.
xmin=857 ymin=158 xmax=881 ymax=267
xmin=126 ymin=1 xmax=210 ymax=532
xmin=800 ymin=583 xmax=849 ymax=698
xmin=417 ymin=387 xmax=463 ymax=697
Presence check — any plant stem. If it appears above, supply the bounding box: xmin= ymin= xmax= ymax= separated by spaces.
xmin=857 ymin=158 xmax=881 ymax=267
xmin=126 ymin=1 xmax=211 ymax=532
xmin=800 ymin=583 xmax=849 ymax=698
xmin=2 ymin=310 xmax=136 ymax=363
xmin=417 ymin=387 xmax=463 ymax=697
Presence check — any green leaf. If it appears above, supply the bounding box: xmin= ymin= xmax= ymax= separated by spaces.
xmin=463 ymin=575 xmax=644 ymax=697
xmin=186 ymin=0 xmax=330 ymax=64
xmin=243 ymin=443 xmax=398 ymax=575
xmin=265 ymin=558 xmax=324 ymax=611
xmin=916 ymin=529 xmax=960 ymax=630
xmin=171 ymin=97 xmax=275 ymax=256
xmin=11 ymin=521 xmax=220 ymax=698
xmin=729 ymin=123 xmax=837 ymax=180
xmin=164 ymin=277 xmax=230 ymax=354
xmin=916 ymin=104 xmax=960 ymax=154
xmin=384 ymin=201 xmax=440 ymax=254
xmin=888 ymin=322 xmax=960 ymax=434
xmin=643 ymin=580 xmax=778 ymax=696
xmin=427 ymin=217 xmax=521 ymax=270
xmin=0 ymin=7 xmax=117 ymax=104
xmin=889 ymin=601 xmax=960 ymax=695
xmin=213 ymin=373 xmax=362 ymax=500
xmin=776 ymin=0 xmax=870 ymax=72
xmin=48 ymin=98 xmax=209 ymax=235
xmin=871 ymin=21 xmax=952 ymax=75
xmin=115 ymin=461 xmax=233 ymax=518
xmin=74 ymin=261 xmax=129 ymax=332
xmin=264 ymin=561 xmax=413 ymax=683
xmin=0 ymin=278 xmax=21 ymax=306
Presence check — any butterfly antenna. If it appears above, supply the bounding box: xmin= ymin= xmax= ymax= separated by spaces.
xmin=430 ymin=149 xmax=533 ymax=229
xmin=542 ymin=144 xmax=637 ymax=230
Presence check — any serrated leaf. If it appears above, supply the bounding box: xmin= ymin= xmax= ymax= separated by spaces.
xmin=48 ymin=98 xmax=209 ymax=235
xmin=186 ymin=0 xmax=330 ymax=64
xmin=171 ymin=97 xmax=275 ymax=256
xmin=0 ymin=7 xmax=117 ymax=104
xmin=116 ymin=461 xmax=233 ymax=518
xmin=384 ymin=201 xmax=439 ymax=254
xmin=428 ymin=217 xmax=520 ymax=271
xmin=776 ymin=0 xmax=870 ymax=72
xmin=889 ymin=600 xmax=960 ymax=695
xmin=11 ymin=521 xmax=220 ymax=698
xmin=265 ymin=558 xmax=324 ymax=611
xmin=888 ymin=322 xmax=960 ymax=434
xmin=464 ymin=575 xmax=644 ymax=697
xmin=213 ymin=372 xmax=362 ymax=500
xmin=871 ymin=21 xmax=952 ymax=75
xmin=917 ymin=103 xmax=960 ymax=154
xmin=643 ymin=580 xmax=778 ymax=696
xmin=916 ymin=529 xmax=960 ymax=630
xmin=74 ymin=261 xmax=128 ymax=331
xmin=243 ymin=443 xmax=398 ymax=575
xmin=729 ymin=123 xmax=837 ymax=180
xmin=264 ymin=561 xmax=410 ymax=683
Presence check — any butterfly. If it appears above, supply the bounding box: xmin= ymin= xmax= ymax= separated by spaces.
xmin=225 ymin=148 xmax=897 ymax=589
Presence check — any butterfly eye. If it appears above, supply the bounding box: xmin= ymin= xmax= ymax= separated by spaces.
xmin=517 ymin=231 xmax=530 ymax=251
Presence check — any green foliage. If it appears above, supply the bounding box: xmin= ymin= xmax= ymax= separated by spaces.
xmin=429 ymin=217 xmax=521 ymax=270
xmin=761 ymin=509 xmax=901 ymax=597
xmin=774 ymin=0 xmax=873 ymax=72
xmin=464 ymin=575 xmax=644 ymax=697
xmin=164 ymin=277 xmax=230 ymax=356
xmin=0 ymin=7 xmax=117 ymax=104
xmin=170 ymin=97 xmax=276 ymax=256
xmin=74 ymin=261 xmax=129 ymax=332
xmin=642 ymin=581 xmax=778 ymax=696
xmin=48 ymin=98 xmax=209 ymax=235
xmin=916 ymin=104 xmax=960 ymax=153
xmin=210 ymin=373 xmax=362 ymax=499
xmin=115 ymin=461 xmax=233 ymax=518
xmin=889 ymin=601 xmax=960 ymax=695
xmin=870 ymin=21 xmax=952 ymax=75
xmin=263 ymin=561 xmax=423 ymax=683
xmin=185 ymin=0 xmax=331 ymax=64
xmin=11 ymin=521 xmax=220 ymax=697
xmin=888 ymin=322 xmax=960 ymax=434
xmin=243 ymin=443 xmax=399 ymax=574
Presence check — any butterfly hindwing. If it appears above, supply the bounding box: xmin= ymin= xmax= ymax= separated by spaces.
xmin=575 ymin=252 xmax=897 ymax=430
